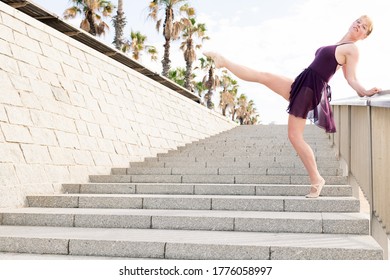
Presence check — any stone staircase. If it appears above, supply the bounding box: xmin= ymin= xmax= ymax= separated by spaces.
xmin=0 ymin=125 xmax=383 ymax=259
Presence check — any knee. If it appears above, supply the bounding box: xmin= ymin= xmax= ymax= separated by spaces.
xmin=288 ymin=130 xmax=303 ymax=146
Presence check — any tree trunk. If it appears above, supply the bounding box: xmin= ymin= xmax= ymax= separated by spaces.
xmin=184 ymin=40 xmax=193 ymax=91
xmin=162 ymin=39 xmax=171 ymax=77
xmin=205 ymin=68 xmax=214 ymax=108
xmin=113 ymin=0 xmax=126 ymax=50
xmin=86 ymin=10 xmax=97 ymax=36
xmin=222 ymin=105 xmax=226 ymax=116
xmin=184 ymin=60 xmax=192 ymax=90
xmin=161 ymin=7 xmax=174 ymax=77
xmin=206 ymin=89 xmax=213 ymax=109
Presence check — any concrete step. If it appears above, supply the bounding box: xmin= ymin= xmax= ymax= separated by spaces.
xmin=62 ymin=183 xmax=352 ymax=197
xmin=159 ymin=149 xmax=335 ymax=157
xmin=185 ymin=137 xmax=332 ymax=143
xmin=0 ymin=208 xmax=370 ymax=235
xmin=144 ymin=155 xmax=339 ymax=163
xmin=113 ymin=166 xmax=342 ymax=176
xmin=88 ymin=174 xmax=348 ymax=185
xmin=138 ymin=159 xmax=341 ymax=170
xmin=0 ymin=252 xmax=130 ymax=260
xmin=128 ymin=159 xmax=340 ymax=169
xmin=26 ymin=194 xmax=360 ymax=212
xmin=0 ymin=226 xmax=382 ymax=259
xmin=186 ymin=140 xmax=332 ymax=147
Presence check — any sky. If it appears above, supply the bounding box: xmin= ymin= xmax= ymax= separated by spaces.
xmin=31 ymin=0 xmax=390 ymax=124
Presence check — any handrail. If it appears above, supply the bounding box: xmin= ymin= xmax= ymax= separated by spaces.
xmin=331 ymin=89 xmax=390 ymax=256
xmin=0 ymin=0 xmax=201 ymax=103
xmin=331 ymin=90 xmax=390 ymax=107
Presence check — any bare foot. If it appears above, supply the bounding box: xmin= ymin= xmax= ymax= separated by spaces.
xmin=203 ymin=51 xmax=225 ymax=68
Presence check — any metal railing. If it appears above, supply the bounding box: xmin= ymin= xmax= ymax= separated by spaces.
xmin=331 ymin=91 xmax=390 ymax=238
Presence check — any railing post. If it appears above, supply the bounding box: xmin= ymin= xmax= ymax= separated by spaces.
xmin=348 ymin=105 xmax=351 ymax=177
xmin=367 ymin=105 xmax=374 ymax=235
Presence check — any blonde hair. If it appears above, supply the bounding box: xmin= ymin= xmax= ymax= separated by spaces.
xmin=360 ymin=15 xmax=373 ymax=36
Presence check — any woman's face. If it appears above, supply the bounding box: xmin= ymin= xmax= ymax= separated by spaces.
xmin=350 ymin=17 xmax=371 ymax=39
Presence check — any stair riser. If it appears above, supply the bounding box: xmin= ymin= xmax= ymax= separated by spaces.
xmin=270 ymin=247 xmax=382 ymax=260
xmin=159 ymin=151 xmax=335 ymax=158
xmin=26 ymin=197 xmax=360 ymax=212
xmin=0 ymin=237 xmax=381 ymax=260
xmin=0 ymin=237 xmax=69 ymax=255
xmin=62 ymin=184 xmax=352 ymax=197
xmin=145 ymin=156 xmax=338 ymax=163
xmin=0 ymin=213 xmax=369 ymax=235
xmin=184 ymin=140 xmax=331 ymax=145
xmin=115 ymin=167 xmax=342 ymax=176
xmin=129 ymin=161 xmax=340 ymax=169
xmin=130 ymin=162 xmax=282 ymax=168
xmin=88 ymin=175 xmax=348 ymax=185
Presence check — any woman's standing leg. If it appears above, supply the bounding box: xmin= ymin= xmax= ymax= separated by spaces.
xmin=288 ymin=114 xmax=325 ymax=197
xmin=203 ymin=52 xmax=293 ymax=101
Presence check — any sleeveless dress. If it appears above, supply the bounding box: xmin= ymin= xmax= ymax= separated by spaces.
xmin=287 ymin=43 xmax=349 ymax=133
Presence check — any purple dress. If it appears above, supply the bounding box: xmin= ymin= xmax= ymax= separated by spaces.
xmin=287 ymin=43 xmax=348 ymax=133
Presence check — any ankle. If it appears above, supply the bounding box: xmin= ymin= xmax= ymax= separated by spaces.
xmin=310 ymin=176 xmax=324 ymax=185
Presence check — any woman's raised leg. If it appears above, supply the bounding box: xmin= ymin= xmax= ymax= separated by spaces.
xmin=203 ymin=51 xmax=293 ymax=101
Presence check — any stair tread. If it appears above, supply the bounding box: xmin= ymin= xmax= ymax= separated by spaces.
xmin=27 ymin=193 xmax=359 ymax=200
xmin=29 ymin=193 xmax=357 ymax=198
xmin=75 ymin=183 xmax=350 ymax=187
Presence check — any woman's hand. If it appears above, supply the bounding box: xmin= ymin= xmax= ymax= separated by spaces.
xmin=365 ymin=87 xmax=382 ymax=97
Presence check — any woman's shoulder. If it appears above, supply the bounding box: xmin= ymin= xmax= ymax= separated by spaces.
xmin=337 ymin=42 xmax=358 ymax=56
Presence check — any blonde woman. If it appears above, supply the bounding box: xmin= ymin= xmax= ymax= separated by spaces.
xmin=204 ymin=16 xmax=381 ymax=198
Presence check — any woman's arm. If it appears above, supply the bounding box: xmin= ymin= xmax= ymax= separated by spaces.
xmin=342 ymin=45 xmax=381 ymax=97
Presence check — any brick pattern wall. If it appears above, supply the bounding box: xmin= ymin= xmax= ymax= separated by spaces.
xmin=0 ymin=2 xmax=236 ymax=207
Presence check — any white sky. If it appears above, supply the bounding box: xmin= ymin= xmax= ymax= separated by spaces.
xmin=31 ymin=0 xmax=390 ymax=124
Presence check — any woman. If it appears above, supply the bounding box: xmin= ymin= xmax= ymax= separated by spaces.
xmin=204 ymin=15 xmax=381 ymax=198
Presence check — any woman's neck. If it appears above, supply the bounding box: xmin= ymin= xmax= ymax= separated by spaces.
xmin=339 ymin=33 xmax=358 ymax=44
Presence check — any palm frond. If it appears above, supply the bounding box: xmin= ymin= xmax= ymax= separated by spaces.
xmin=80 ymin=18 xmax=91 ymax=32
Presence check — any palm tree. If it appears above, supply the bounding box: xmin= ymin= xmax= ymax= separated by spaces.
xmin=112 ymin=0 xmax=126 ymax=49
xmin=64 ymin=0 xmax=115 ymax=36
xmin=180 ymin=6 xmax=209 ymax=91
xmin=219 ymin=71 xmax=238 ymax=117
xmin=235 ymin=94 xmax=248 ymax=125
xmin=234 ymin=94 xmax=259 ymax=125
xmin=148 ymin=0 xmax=190 ymax=77
xmin=245 ymin=100 xmax=260 ymax=125
xmin=249 ymin=113 xmax=260 ymax=125
xmin=168 ymin=67 xmax=186 ymax=87
xmin=146 ymin=46 xmax=158 ymax=62
xmin=193 ymin=81 xmax=208 ymax=105
xmin=122 ymin=30 xmax=158 ymax=62
xmin=199 ymin=56 xmax=219 ymax=109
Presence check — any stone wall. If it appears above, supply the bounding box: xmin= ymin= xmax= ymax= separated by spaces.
xmin=0 ymin=2 xmax=236 ymax=207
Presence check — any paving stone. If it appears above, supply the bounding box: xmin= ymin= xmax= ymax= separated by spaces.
xmin=78 ymin=195 xmax=143 ymax=209
xmin=143 ymin=196 xmax=211 ymax=210
xmin=136 ymin=183 xmax=194 ymax=195
xmin=80 ymin=183 xmax=136 ymax=194
xmin=212 ymin=197 xmax=284 ymax=211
